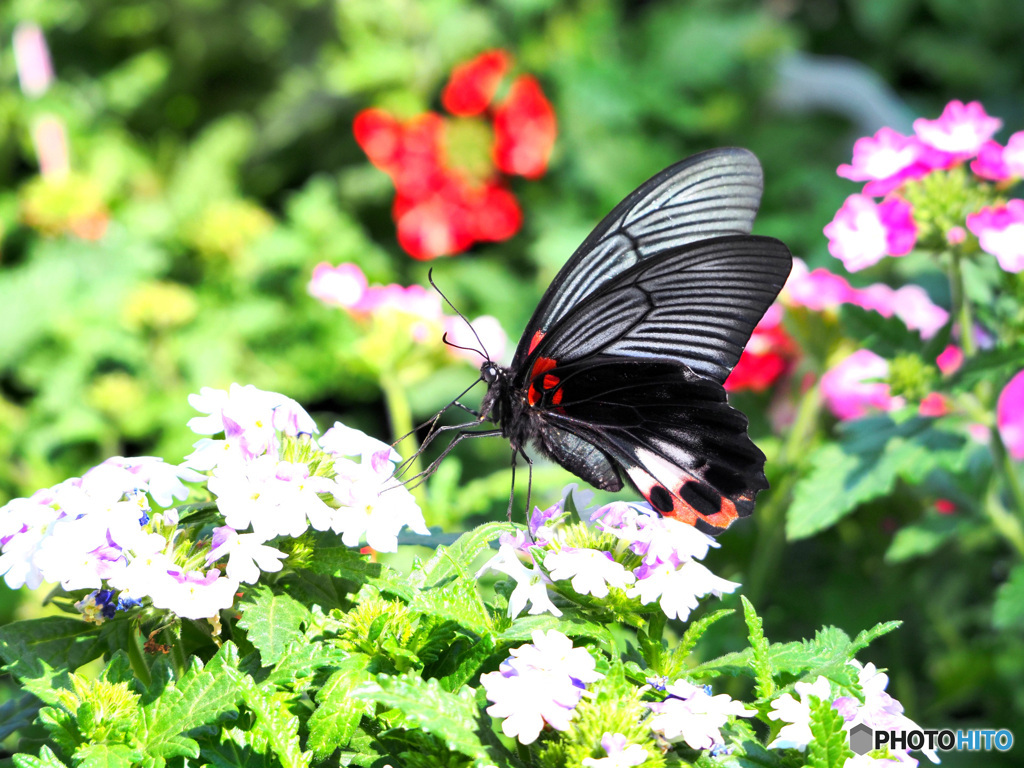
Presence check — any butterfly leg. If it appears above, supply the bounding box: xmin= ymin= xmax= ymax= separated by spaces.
xmin=506 ymin=449 xmax=518 ymax=522
xmin=396 ymin=421 xmax=482 ymax=477
xmin=401 ymin=428 xmax=504 ymax=491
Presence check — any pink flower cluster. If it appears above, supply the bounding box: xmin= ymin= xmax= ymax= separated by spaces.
xmin=998 ymin=370 xmax=1024 ymax=461
xmin=308 ymin=261 xmax=507 ymax=363
xmin=784 ymin=258 xmax=949 ymax=339
xmin=828 ymin=100 xmax=1024 ymax=273
xmin=478 ymin=485 xmax=739 ymax=623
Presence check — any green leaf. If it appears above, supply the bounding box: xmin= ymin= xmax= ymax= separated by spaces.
xmin=304 ymin=544 xmax=383 ymax=581
xmin=412 ymin=575 xmax=492 ymax=635
xmin=237 ymin=587 xmax=312 ymax=666
xmin=497 ymin=614 xmax=615 ymax=647
xmin=140 ymin=642 xmax=243 ymax=759
xmin=200 ymin=726 xmax=275 ymax=768
xmin=353 ymin=674 xmax=493 ymax=764
xmin=0 ymin=693 xmax=42 ymax=743
xmin=885 ymin=515 xmax=961 ymax=562
xmin=237 ymin=678 xmax=311 ymax=768
xmin=13 ymin=746 xmax=71 ymax=768
xmin=264 ymin=642 xmax=352 ymax=688
xmin=839 ymin=304 xmax=923 ymax=356
xmin=307 ymin=656 xmax=374 ymax=761
xmin=953 ymin=344 xmax=1024 ymax=392
xmin=806 ymin=696 xmax=853 ymax=768
xmin=72 ymin=743 xmax=144 ymax=768
xmin=994 ymin=564 xmax=1024 ymax=630
xmin=851 ymin=621 xmax=902 ymax=652
xmin=0 ymin=618 xmax=105 ymax=680
xmin=788 ymin=416 xmax=968 ymax=540
xmin=38 ymin=706 xmax=82 ymax=756
xmin=414 ymin=522 xmax=510 ymax=588
xmin=741 ymin=597 xmax=775 ymax=701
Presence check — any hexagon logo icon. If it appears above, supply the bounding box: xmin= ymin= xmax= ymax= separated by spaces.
xmin=849 ymin=723 xmax=874 ymax=755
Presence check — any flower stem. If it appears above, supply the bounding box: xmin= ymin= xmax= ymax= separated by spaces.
xmin=948 ymin=250 xmax=976 ymax=357
xmin=746 ymin=382 xmax=821 ymax=606
xmin=380 ymin=373 xmax=425 ymax=499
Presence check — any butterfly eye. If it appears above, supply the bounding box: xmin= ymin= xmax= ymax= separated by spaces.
xmin=481 ymin=365 xmax=499 ymax=383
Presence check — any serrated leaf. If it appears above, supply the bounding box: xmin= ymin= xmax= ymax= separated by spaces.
xmin=741 ymin=597 xmax=775 ymax=700
xmin=806 ymin=696 xmax=853 ymax=768
xmin=414 ymin=522 xmax=510 ymax=588
xmin=13 ymin=747 xmax=71 ymax=768
xmin=200 ymin=726 xmax=275 ymax=768
xmin=238 ymin=678 xmax=310 ymax=768
xmin=140 ymin=642 xmax=243 ymax=759
xmin=788 ymin=416 xmax=967 ymax=540
xmin=280 ymin=569 xmax=346 ymax=609
xmin=851 ymin=621 xmax=902 ymax=653
xmin=353 ymin=674 xmax=492 ymax=764
xmin=304 ymin=544 xmax=383 ymax=581
xmin=307 ymin=656 xmax=374 ymax=761
xmin=265 ymin=642 xmax=351 ymax=687
xmin=72 ymin=743 xmax=144 ymax=768
xmin=675 ymin=609 xmax=732 ymax=662
xmin=497 ymin=614 xmax=614 ymax=647
xmin=994 ymin=564 xmax=1024 ymax=630
xmin=38 ymin=707 xmax=82 ymax=755
xmin=412 ymin=576 xmax=492 ymax=635
xmin=953 ymin=344 xmax=1024 ymax=391
xmin=885 ymin=515 xmax=961 ymax=562
xmin=439 ymin=634 xmax=497 ymax=691
xmin=0 ymin=618 xmax=104 ymax=679
xmin=237 ymin=587 xmax=312 ymax=666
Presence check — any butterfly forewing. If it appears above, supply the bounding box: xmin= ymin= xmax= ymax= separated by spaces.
xmin=511 ymin=147 xmax=765 ymax=371
xmin=516 ymin=235 xmax=792 ymax=387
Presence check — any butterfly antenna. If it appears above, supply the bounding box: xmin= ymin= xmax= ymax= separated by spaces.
xmin=429 ymin=268 xmax=491 ymax=361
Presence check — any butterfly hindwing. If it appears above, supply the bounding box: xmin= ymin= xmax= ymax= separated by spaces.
xmin=511 ymin=148 xmax=765 ymax=372
xmin=524 ymin=356 xmax=766 ymax=534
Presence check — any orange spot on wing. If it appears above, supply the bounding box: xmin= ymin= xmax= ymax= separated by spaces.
xmin=528 ymin=330 xmax=546 ymax=354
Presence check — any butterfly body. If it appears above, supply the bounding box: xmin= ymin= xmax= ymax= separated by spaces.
xmin=452 ymin=148 xmax=791 ymax=535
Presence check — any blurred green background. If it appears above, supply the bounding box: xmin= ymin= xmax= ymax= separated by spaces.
xmin=2 ymin=0 xmax=1024 ymax=762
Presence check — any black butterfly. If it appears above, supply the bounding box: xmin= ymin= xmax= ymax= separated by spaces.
xmin=415 ymin=148 xmax=792 ymax=535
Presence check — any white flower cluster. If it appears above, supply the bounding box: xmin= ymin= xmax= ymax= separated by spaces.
xmin=768 ymin=661 xmax=940 ymax=767
xmin=0 ymin=384 xmax=427 ymax=622
xmin=479 ymin=629 xmax=603 ymax=745
xmin=478 ymin=485 xmax=740 ymax=621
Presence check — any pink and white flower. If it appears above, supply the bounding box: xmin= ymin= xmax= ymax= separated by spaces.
xmin=330 ymin=457 xmax=428 ymax=552
xmin=478 ymin=544 xmax=562 ymax=618
xmin=966 ymin=200 xmax=1024 ymax=272
xmin=837 ymin=128 xmax=929 ymax=196
xmin=913 ymin=100 xmax=1002 ymax=166
xmin=998 ymin=370 xmax=1024 ymax=460
xmin=970 ymin=133 xmax=1024 ymax=181
xmin=307 ymin=262 xmax=368 ymax=309
xmin=821 ymin=349 xmax=903 ymax=421
xmin=824 ymin=195 xmax=917 ymax=272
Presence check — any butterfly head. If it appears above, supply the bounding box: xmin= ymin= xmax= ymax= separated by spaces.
xmin=480 ymin=362 xmax=502 ymax=384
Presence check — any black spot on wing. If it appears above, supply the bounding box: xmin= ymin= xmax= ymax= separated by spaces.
xmin=649 ymin=485 xmax=674 ymax=514
xmin=679 ymin=482 xmax=722 ymax=518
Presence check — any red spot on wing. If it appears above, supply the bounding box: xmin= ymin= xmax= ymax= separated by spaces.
xmin=625 ymin=459 xmax=741 ymax=533
xmin=542 ymin=374 xmax=560 ymax=389
xmin=551 ymin=388 xmax=563 ymax=405
xmin=531 ymin=356 xmax=557 ymax=378
xmin=528 ymin=383 xmax=539 ymax=406
xmin=528 ymin=330 xmax=546 ymax=354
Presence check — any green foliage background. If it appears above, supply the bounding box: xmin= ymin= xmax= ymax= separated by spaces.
xmin=2 ymin=0 xmax=1024 ymax=763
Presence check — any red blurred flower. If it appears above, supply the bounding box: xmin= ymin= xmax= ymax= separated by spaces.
xmin=493 ymin=76 xmax=557 ymax=179
xmin=725 ymin=308 xmax=799 ymax=393
xmin=353 ymin=50 xmax=554 ymax=259
xmin=442 ymin=50 xmax=511 ymax=116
